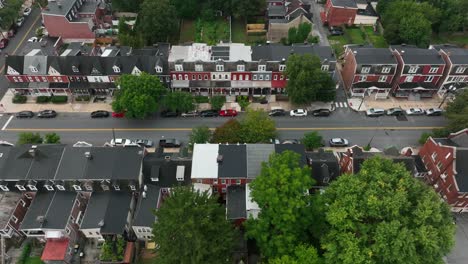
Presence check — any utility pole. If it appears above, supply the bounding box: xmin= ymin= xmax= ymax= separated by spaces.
xmin=438 ymin=85 xmax=457 ymax=108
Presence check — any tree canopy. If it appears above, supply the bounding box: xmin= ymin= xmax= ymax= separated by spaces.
xmin=152 ymin=186 xmax=236 ymax=264
xmin=0 ymin=0 xmax=23 ymax=29
xmin=17 ymin=132 xmax=43 ymax=145
xmin=302 ymin=131 xmax=324 ymax=151
xmin=212 ymin=119 xmax=243 ymax=144
xmin=189 ymin=125 xmax=212 ymax=150
xmin=444 ymin=89 xmax=468 ymax=133
xmin=288 ymin=23 xmax=312 ymax=44
xmin=162 ymin=91 xmax=195 ymax=112
xmin=285 ymin=54 xmax=335 ymax=104
xmin=44 ymin=133 xmax=61 ymax=144
xmin=137 ymin=0 xmax=179 ymax=44
xmin=316 ymin=156 xmax=455 ymax=264
xmin=240 ymin=109 xmax=277 ymax=143
xmin=246 ymin=151 xmax=316 ymax=259
xmin=111 ymin=0 xmax=143 ymax=12
xmin=112 ymin=73 xmax=166 ymax=119
xmin=270 ymin=245 xmax=322 ymax=264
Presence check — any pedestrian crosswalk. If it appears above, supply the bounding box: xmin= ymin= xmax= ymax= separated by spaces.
xmin=334 ymin=102 xmax=348 ymax=108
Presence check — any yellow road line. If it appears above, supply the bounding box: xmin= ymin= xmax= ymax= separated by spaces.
xmin=3 ymin=126 xmax=444 ymax=132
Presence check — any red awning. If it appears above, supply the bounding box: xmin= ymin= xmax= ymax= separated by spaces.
xmin=41 ymin=238 xmax=69 ymax=261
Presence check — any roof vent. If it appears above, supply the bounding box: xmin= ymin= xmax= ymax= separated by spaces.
xmin=29 ymin=146 xmax=38 ymax=157
xmin=164 ymin=156 xmax=171 ymax=161
xmin=144 ymin=185 xmax=148 ymax=191
xmin=84 ymin=151 xmax=92 ymax=160
xmin=217 ymin=155 xmax=223 ymax=163
xmin=142 ymin=191 xmax=147 ymax=199
xmin=98 ymin=220 xmax=105 ymax=227
xmin=36 ymin=216 xmax=45 ymax=223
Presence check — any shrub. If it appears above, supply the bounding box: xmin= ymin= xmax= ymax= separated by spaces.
xmin=17 ymin=242 xmax=31 ymax=264
xmin=18 ymin=132 xmax=43 ymax=145
xmin=12 ymin=94 xmax=27 ymax=104
xmin=419 ymin=132 xmax=432 ymax=145
xmin=75 ymin=95 xmax=90 ymax=102
xmin=194 ymin=96 xmax=210 ymax=104
xmin=51 ymin=96 xmax=68 ymax=104
xmin=237 ymin=96 xmax=250 ymax=110
xmin=36 ymin=96 xmax=51 ymax=103
xmin=210 ymin=96 xmax=226 ymax=110
xmin=44 ymin=133 xmax=61 ymax=144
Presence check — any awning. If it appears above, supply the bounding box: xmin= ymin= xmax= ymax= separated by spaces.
xmin=41 ymin=238 xmax=69 ymax=261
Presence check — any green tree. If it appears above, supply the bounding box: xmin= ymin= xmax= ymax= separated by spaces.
xmin=231 ymin=0 xmax=264 ymax=18
xmin=399 ymin=13 xmax=432 ymax=48
xmin=44 ymin=133 xmax=61 ymax=144
xmin=444 ymin=89 xmax=468 ymax=133
xmin=302 ymin=131 xmax=323 ymax=151
xmin=0 ymin=0 xmax=23 ymax=29
xmin=189 ymin=126 xmax=212 ymax=150
xmin=210 ymin=95 xmax=226 ymax=110
xmin=270 ymin=245 xmax=322 ymax=264
xmin=419 ymin=132 xmax=432 ymax=145
xmin=153 ymin=186 xmax=236 ymax=264
xmin=317 ymin=156 xmax=455 ymax=264
xmin=212 ymin=119 xmax=243 ymax=143
xmin=112 ymin=73 xmax=166 ymax=119
xmin=288 ymin=27 xmax=298 ymax=44
xmin=239 ymin=109 xmax=276 ymax=143
xmin=162 ymin=91 xmax=194 ymax=112
xmin=17 ymin=132 xmax=43 ymax=145
xmin=137 ymin=0 xmax=179 ymax=44
xmin=296 ymin=23 xmax=312 ymax=43
xmin=111 ymin=0 xmax=143 ymax=12
xmin=237 ymin=95 xmax=250 ymax=110
xmin=285 ymin=54 xmax=336 ymax=104
xmin=246 ymin=151 xmax=316 ymax=259
xmin=171 ymin=0 xmax=202 ymax=19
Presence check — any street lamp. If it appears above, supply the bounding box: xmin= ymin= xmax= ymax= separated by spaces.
xmin=438 ymin=85 xmax=457 ymax=108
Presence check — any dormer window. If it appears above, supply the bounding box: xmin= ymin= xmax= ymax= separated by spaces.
xmin=156 ymin=66 xmax=163 ymax=73
xmin=56 ymin=185 xmax=65 ymax=191
xmin=408 ymin=66 xmax=418 ymax=73
xmin=113 ymin=185 xmax=120 ymax=191
xmin=129 ymin=185 xmax=136 ymax=191
xmin=216 ymin=65 xmax=224 ymax=72
xmin=258 ymin=65 xmax=266 ymax=71
xmin=361 ymin=67 xmax=370 ymax=73
xmin=321 ymin=65 xmax=329 ymax=71
xmin=113 ymin=65 xmax=120 ymax=73
xmin=73 ymin=185 xmax=82 ymax=191
xmin=279 ymin=65 xmax=286 ymax=72
xmin=28 ymin=185 xmax=37 ymax=191
xmin=45 ymin=185 xmax=54 ymax=191
xmin=237 ymin=65 xmax=245 ymax=72
xmin=29 ymin=66 xmax=38 ymax=73
xmin=84 ymin=185 xmax=93 ymax=191
xmin=175 ymin=64 xmax=183 ymax=71
xmin=72 ymin=66 xmax=79 ymax=73
xmin=382 ymin=66 xmax=391 ymax=73
xmin=429 ymin=67 xmax=438 ymax=73
xmin=195 ymin=64 xmax=203 ymax=72
xmin=16 ymin=185 xmax=26 ymax=191
xmin=456 ymin=67 xmax=466 ymax=74
xmin=0 ymin=185 xmax=9 ymax=191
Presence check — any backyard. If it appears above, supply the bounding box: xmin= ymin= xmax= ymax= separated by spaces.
xmin=232 ymin=19 xmax=267 ymax=45
xmin=431 ymin=33 xmax=468 ymax=47
xmin=179 ymin=18 xmax=229 ymax=45
xmin=328 ymin=26 xmax=388 ymax=56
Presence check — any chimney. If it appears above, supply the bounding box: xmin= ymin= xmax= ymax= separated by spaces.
xmin=29 ymin=145 xmax=38 ymax=157
xmin=217 ymin=155 xmax=224 ymax=163
xmin=98 ymin=220 xmax=105 ymax=227
xmin=84 ymin=151 xmax=92 ymax=160
xmin=144 ymin=185 xmax=148 ymax=191
xmin=36 ymin=216 xmax=45 ymax=223
xmin=142 ymin=191 xmax=147 ymax=199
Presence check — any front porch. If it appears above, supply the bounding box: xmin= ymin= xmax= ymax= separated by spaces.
xmin=393 ymin=82 xmax=438 ymax=99
xmin=350 ymin=82 xmax=391 ymax=99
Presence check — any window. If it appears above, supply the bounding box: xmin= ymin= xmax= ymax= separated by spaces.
xmin=195 ymin=64 xmax=203 ymax=72
xmin=233 ymin=75 xmax=237 ymax=81
xmin=137 ymin=229 xmax=142 ymax=232
xmin=405 ymin=76 xmax=414 ymax=82
xmin=212 ymin=74 xmax=216 ymax=80
xmin=16 ymin=185 xmax=26 ymax=191
xmin=258 ymin=65 xmax=266 ymax=71
xmin=358 ymin=75 xmax=367 ymax=82
xmin=445 ymin=153 xmax=451 ymax=159
xmin=447 ymin=76 xmax=455 ymax=82
xmin=129 ymin=185 xmax=136 ymax=191
xmin=216 ymin=65 xmax=224 ymax=72
xmin=101 ymin=185 xmax=110 ymax=191
xmin=221 ymin=179 xmax=226 ymax=184
xmin=429 ymin=67 xmax=438 ymax=73
xmin=237 ymin=65 xmax=245 ymax=71
xmin=213 ymin=188 xmax=218 ymax=193
xmin=222 ymin=188 xmax=227 ymax=193
xmin=408 ymin=66 xmax=418 ymax=73
xmin=437 ymin=162 xmax=443 ymax=171
xmin=280 ymin=75 xmax=284 ymax=80
xmin=456 ymin=67 xmax=466 ymax=74
xmin=361 ymin=67 xmax=370 ymax=73
xmin=85 ymin=185 xmax=93 ymax=191
xmin=441 ymin=172 xmax=448 ymax=180
xmin=198 ymin=74 xmax=202 ymax=80
xmin=279 ymin=65 xmax=286 ymax=71
xmin=184 ymin=74 xmax=188 ymax=80
xmin=25 ymin=193 xmax=32 ymax=199
xmin=28 ymin=185 xmax=37 ymax=191
xmin=245 ymin=75 xmax=249 ymax=80
xmin=321 ymin=65 xmax=329 ymax=71
xmin=20 ymin=200 xmax=26 ymax=207
xmin=218 ymin=74 xmax=222 ymax=79
xmin=225 ymin=74 xmax=228 ymax=79
xmin=236 ymin=179 xmax=241 ymax=185
xmin=172 ymin=74 xmax=176 ymax=80
xmin=382 ymin=67 xmax=391 ymax=73
xmin=66 ymin=227 xmax=71 ymax=235
xmin=56 ymin=185 xmax=65 ymax=191
xmin=425 ymin=76 xmax=434 ymax=82
xmin=273 ymin=75 xmax=278 ymax=81
xmin=155 ymin=66 xmax=163 ymax=73
xmin=259 ymin=75 xmax=264 ymax=80
xmin=113 ymin=66 xmax=120 ymax=73
xmin=29 ymin=66 xmax=38 ymax=73
xmin=178 ymin=74 xmax=182 ymax=80
xmin=378 ymin=75 xmax=388 ymax=82
xmin=253 ymin=75 xmax=258 ymax=80
xmin=204 ymin=75 xmax=208 ymax=80
xmin=73 ymin=185 xmax=82 ymax=191
xmin=45 ymin=185 xmax=54 ymax=191
xmin=114 ymin=185 xmax=120 ymax=191
xmin=72 ymin=66 xmax=79 ymax=73
xmin=175 ymin=64 xmax=183 ymax=71
xmin=11 ymin=215 xmax=18 ymax=224
xmin=265 ymin=75 xmax=270 ymax=81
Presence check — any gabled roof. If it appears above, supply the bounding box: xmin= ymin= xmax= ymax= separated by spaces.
xmin=218 ymin=145 xmax=247 ymax=179
xmin=251 ymin=44 xmax=336 ymax=63
xmin=432 ymin=46 xmax=468 ymax=65
xmin=226 ymin=185 xmax=246 ymax=220
xmin=268 ymin=5 xmax=287 ymax=17
xmin=47 ymin=56 xmax=62 ymax=74
xmin=391 ymin=46 xmax=445 ymax=65
xmin=349 ymin=47 xmax=397 ymax=65
xmin=246 ymin=144 xmax=275 ymax=179
xmin=4 ymin=56 xmax=24 ymax=75
xmin=307 ymin=149 xmax=340 ymax=185
xmin=331 ymin=0 xmax=358 ymax=8
xmin=80 ymin=192 xmax=132 ymax=234
xmin=133 ymin=185 xmax=160 ymax=227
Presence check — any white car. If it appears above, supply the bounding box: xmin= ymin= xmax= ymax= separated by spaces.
xmin=27 ymin=37 xmax=41 ymax=43
xmin=23 ymin=7 xmax=32 ymax=16
xmin=110 ymin=138 xmax=139 ymax=147
xmin=406 ymin=108 xmax=424 ymax=115
xmin=16 ymin=17 xmax=25 ymax=27
xmin=290 ymin=109 xmax=308 ymax=117
xmin=366 ymin=108 xmax=385 ymax=117
xmin=329 ymin=138 xmax=349 ymax=147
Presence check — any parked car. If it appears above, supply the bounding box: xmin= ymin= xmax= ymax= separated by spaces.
xmin=282 ymin=139 xmax=300 ymax=144
xmin=290 ymin=109 xmax=308 ymax=117
xmin=219 ymin=109 xmax=238 ymax=117
xmin=15 ymin=111 xmax=34 ymax=118
xmin=161 ymin=110 xmax=178 ymax=117
xmin=270 ymin=138 xmax=281 ymax=144
xmin=312 ymin=108 xmax=331 ymax=117
xmin=329 ymin=26 xmax=344 ymax=36
xmin=425 ymin=108 xmax=443 ymax=116
xmin=386 ymin=107 xmax=404 ymax=116
xmin=90 ymin=110 xmax=109 ymax=118
xmin=181 ymin=111 xmax=199 ymax=117
xmin=159 ymin=138 xmax=181 ymax=148
xmin=329 ymin=138 xmax=349 ymax=147
xmin=16 ymin=17 xmax=25 ymax=27
xmin=134 ymin=139 xmax=154 ymax=148
xmin=23 ymin=7 xmax=32 ymax=16
xmin=110 ymin=138 xmax=138 ymax=147
xmin=27 ymin=37 xmax=41 ymax=43
xmin=37 ymin=110 xmax=57 ymax=118
xmin=200 ymin=110 xmax=219 ymax=117
xmin=112 ymin=112 xmax=125 ymax=118
xmin=366 ymin=108 xmax=385 ymax=117
xmin=269 ymin=109 xmax=286 ymax=117
xmin=406 ymin=108 xmax=425 ymax=116
xmin=0 ymin=141 xmax=14 ymax=147
xmin=0 ymin=39 xmax=9 ymax=49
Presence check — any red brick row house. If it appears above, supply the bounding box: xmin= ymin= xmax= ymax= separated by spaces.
xmin=321 ymin=0 xmax=378 ymax=26
xmin=418 ymin=129 xmax=468 ymax=213
xmin=0 ymin=192 xmax=35 ymax=241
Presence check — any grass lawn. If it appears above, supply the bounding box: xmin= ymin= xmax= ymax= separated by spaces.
xmin=25 ymin=257 xmax=44 ymax=264
xmin=345 ymin=27 xmax=366 ymax=44
xmin=328 ymin=35 xmax=348 ymax=56
xmin=179 ymin=20 xmax=196 ymax=43
xmin=232 ymin=19 xmax=247 ymax=43
xmin=431 ymin=33 xmax=468 ymax=47
xmin=363 ymin=26 xmax=388 ymax=48
xmin=197 ymin=18 xmax=229 ymax=45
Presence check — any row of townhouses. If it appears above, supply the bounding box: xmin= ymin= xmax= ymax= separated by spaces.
xmin=3 ymin=42 xmax=336 ymax=97
xmin=342 ymin=45 xmax=468 ymax=100
xmin=0 ymin=136 xmax=466 ymax=261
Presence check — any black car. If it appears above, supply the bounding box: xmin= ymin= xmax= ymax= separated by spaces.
xmin=312 ymin=109 xmax=331 ymax=117
xmin=386 ymin=107 xmax=404 ymax=116
xmin=329 ymin=26 xmax=344 ymax=36
xmin=200 ymin=110 xmax=219 ymax=117
xmin=37 ymin=110 xmax=57 ymax=118
xmin=90 ymin=110 xmax=109 ymax=118
xmin=15 ymin=111 xmax=34 ymax=118
xmin=161 ymin=110 xmax=178 ymax=117
xmin=159 ymin=138 xmax=181 ymax=148
xmin=269 ymin=109 xmax=286 ymax=117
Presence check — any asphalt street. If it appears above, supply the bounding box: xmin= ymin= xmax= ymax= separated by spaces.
xmin=0 ymin=108 xmax=447 ymax=149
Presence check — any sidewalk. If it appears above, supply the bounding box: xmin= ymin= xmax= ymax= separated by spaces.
xmin=348 ymin=96 xmax=445 ymax=112
xmin=0 ymin=91 xmax=113 ymax=113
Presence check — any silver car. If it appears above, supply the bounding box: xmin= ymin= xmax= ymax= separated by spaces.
xmin=366 ymin=108 xmax=385 ymax=117
xmin=181 ymin=111 xmax=199 ymax=117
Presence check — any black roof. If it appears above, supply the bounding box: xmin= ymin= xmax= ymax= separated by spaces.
xmin=80 ymin=192 xmax=132 ymax=234
xmin=455 ymin=149 xmax=468 ymax=192
xmin=218 ymin=145 xmax=247 ymax=179
xmin=251 ymin=44 xmax=336 ymax=63
xmin=307 ymin=149 xmax=340 ymax=186
xmin=54 ymin=146 xmax=144 ymax=180
xmin=274 ymin=144 xmax=307 ymax=167
xmin=21 ymin=192 xmax=76 ymax=230
xmin=4 ymin=56 xmax=25 ymax=74
xmin=432 ymin=45 xmax=468 ymax=65
xmin=349 ymin=47 xmax=397 ymax=65
xmin=226 ymin=185 xmax=246 ymax=220
xmin=331 ymin=0 xmax=358 ymax=8
xmin=391 ymin=46 xmax=445 ymax=65
xmin=412 ymin=155 xmax=428 ymax=173
xmin=143 ymin=154 xmax=192 ymax=186
xmin=133 ymin=185 xmax=160 ymax=227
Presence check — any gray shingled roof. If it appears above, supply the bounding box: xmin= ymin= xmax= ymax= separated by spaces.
xmin=133 ymin=185 xmax=160 ymax=227
xmin=226 ymin=185 xmax=246 ymax=220
xmin=391 ymin=46 xmax=445 ymax=65
xmin=218 ymin=145 xmax=247 ymax=179
xmin=331 ymin=0 xmax=358 ymax=8
xmin=349 ymin=47 xmax=397 ymax=65
xmin=307 ymin=150 xmax=340 ymax=186
xmin=455 ymin=149 xmax=468 ymax=192
xmin=246 ymin=144 xmax=275 ymax=179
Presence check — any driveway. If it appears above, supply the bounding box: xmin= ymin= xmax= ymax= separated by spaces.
xmin=304 ymin=0 xmax=329 ymax=46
